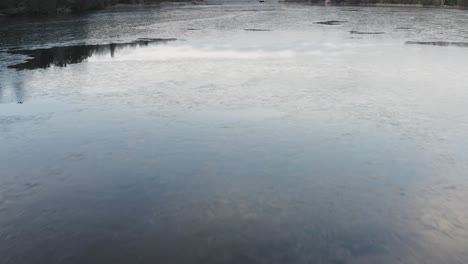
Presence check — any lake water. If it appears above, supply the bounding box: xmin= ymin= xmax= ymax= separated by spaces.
xmin=1 ymin=3 xmax=468 ymax=264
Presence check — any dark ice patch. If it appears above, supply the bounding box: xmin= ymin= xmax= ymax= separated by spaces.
xmin=350 ymin=31 xmax=385 ymax=35
xmin=315 ymin=20 xmax=346 ymax=26
xmin=395 ymin=26 xmax=414 ymax=30
xmin=243 ymin=29 xmax=272 ymax=31
xmin=405 ymin=41 xmax=468 ymax=48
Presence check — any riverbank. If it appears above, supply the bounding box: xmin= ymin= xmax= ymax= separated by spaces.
xmin=370 ymin=2 xmax=467 ymax=9
xmin=0 ymin=0 xmax=204 ymax=16
xmin=283 ymin=0 xmax=468 ymax=8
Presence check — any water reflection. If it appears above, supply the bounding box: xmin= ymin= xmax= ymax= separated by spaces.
xmin=0 ymin=74 xmax=25 ymax=104
xmin=7 ymin=38 xmax=177 ymax=70
xmin=13 ymin=80 xmax=24 ymax=104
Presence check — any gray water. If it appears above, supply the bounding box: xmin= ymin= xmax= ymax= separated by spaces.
xmin=1 ymin=3 xmax=468 ymax=264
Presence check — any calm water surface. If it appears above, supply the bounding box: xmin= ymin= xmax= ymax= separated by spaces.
xmin=1 ymin=3 xmax=468 ymax=264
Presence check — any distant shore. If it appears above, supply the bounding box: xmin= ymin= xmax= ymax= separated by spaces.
xmin=282 ymin=0 xmax=468 ymax=9
xmin=371 ymin=2 xmax=466 ymax=8
xmin=0 ymin=1 xmax=205 ymax=16
xmin=1 ymin=0 xmax=467 ymax=16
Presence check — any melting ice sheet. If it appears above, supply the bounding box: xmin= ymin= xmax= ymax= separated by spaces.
xmin=1 ymin=4 xmax=468 ymax=264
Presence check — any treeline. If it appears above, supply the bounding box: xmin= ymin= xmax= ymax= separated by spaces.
xmin=0 ymin=0 xmax=192 ymax=15
xmin=286 ymin=0 xmax=467 ymax=7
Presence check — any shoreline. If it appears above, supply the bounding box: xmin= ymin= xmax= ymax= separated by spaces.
xmin=369 ymin=2 xmax=467 ymax=8
xmin=0 ymin=1 xmax=205 ymax=17
xmin=282 ymin=1 xmax=468 ymax=9
xmin=1 ymin=0 xmax=467 ymax=16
